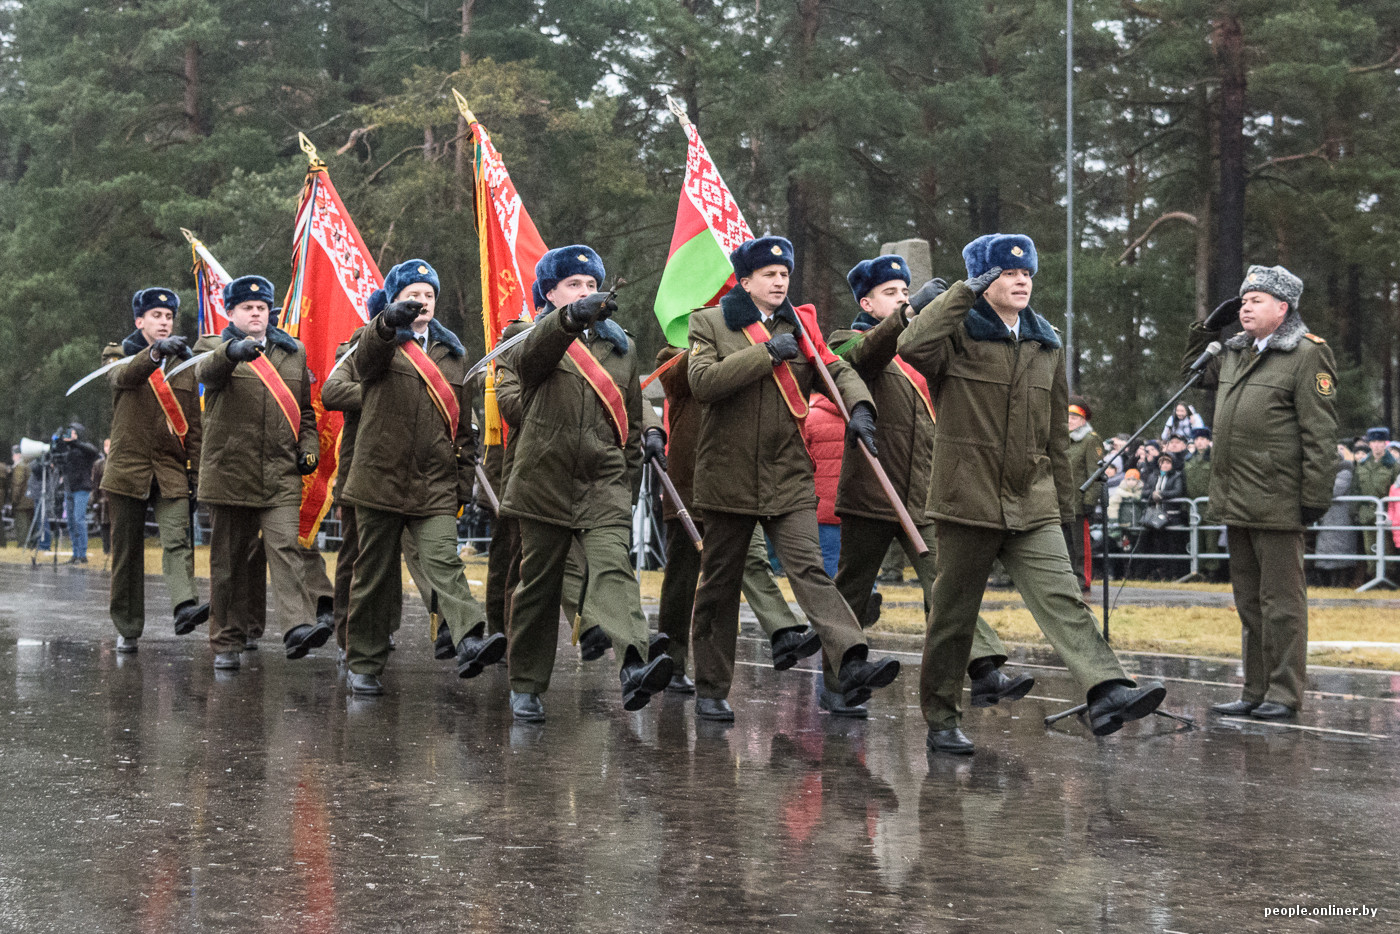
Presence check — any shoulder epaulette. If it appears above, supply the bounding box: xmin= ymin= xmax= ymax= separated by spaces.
xmin=1304 ymin=333 xmax=1326 ymax=344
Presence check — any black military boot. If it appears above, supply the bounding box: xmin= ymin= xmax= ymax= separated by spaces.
xmin=620 ymin=646 xmax=672 ymax=711
xmin=348 ymin=673 xmax=383 ymax=696
xmin=695 ymin=697 xmax=734 ymax=721
xmin=926 ymin=726 xmax=975 ymax=755
xmin=770 ymin=626 xmax=821 ymax=671
xmin=836 ymin=651 xmax=901 ymax=707
xmin=968 ymin=663 xmax=1035 ymax=708
xmin=1086 ymin=680 xmax=1167 ymax=736
xmin=511 ymin=691 xmax=546 ymax=723
xmin=817 ymin=683 xmax=868 ymax=719
xmin=1249 ymin=701 xmax=1296 ymax=720
xmin=456 ymin=625 xmax=507 ymax=678
xmin=1209 ymin=698 xmax=1259 ymax=716
xmin=315 ymin=595 xmax=335 ymax=630
xmin=284 ymin=621 xmax=333 ymax=659
xmin=433 ymin=626 xmax=457 ymax=660
xmin=173 ymin=600 xmax=210 ymax=636
xmin=579 ymin=625 xmax=612 ymax=661
xmin=647 ymin=631 xmax=670 ymax=661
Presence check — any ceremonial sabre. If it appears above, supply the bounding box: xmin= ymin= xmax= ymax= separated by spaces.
xmin=474 ymin=463 xmax=500 ymax=514
xmin=166 ymin=350 xmax=215 ymax=381
xmin=652 ymin=463 xmax=702 ymax=552
xmin=793 ymin=325 xmax=928 ymax=556
xmin=66 ymin=355 xmax=137 ymax=397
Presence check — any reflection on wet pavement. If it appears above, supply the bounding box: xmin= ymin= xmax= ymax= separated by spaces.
xmin=0 ymin=565 xmax=1396 ymax=932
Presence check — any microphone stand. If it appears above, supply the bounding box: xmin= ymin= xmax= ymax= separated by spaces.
xmin=1044 ymin=366 xmax=1208 ymax=730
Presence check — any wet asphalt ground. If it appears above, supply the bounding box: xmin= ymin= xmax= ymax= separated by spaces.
xmin=0 ymin=562 xmax=1396 ymax=933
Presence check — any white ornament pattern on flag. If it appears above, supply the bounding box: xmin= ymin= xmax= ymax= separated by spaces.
xmin=307 ymin=181 xmax=377 ymax=322
xmin=682 ymin=124 xmax=754 ymax=255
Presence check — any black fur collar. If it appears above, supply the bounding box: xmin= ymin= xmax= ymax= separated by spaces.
xmin=1224 ymin=311 xmax=1308 ymax=353
xmin=221 ymin=322 xmax=300 ymax=354
xmin=538 ymin=304 xmax=630 ymax=355
xmin=849 ymin=311 xmax=880 ymax=333
xmin=121 ymin=330 xmax=148 ymax=356
xmin=720 ymin=285 xmax=800 ymax=332
xmin=394 ymin=318 xmax=465 ymax=358
xmin=963 ymin=298 xmax=1061 ymax=349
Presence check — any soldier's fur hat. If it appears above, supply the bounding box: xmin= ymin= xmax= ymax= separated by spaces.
xmin=1366 ymin=426 xmax=1390 ymax=442
xmin=1239 ymin=265 xmax=1303 ymax=310
xmin=963 ymin=234 xmax=1038 ymax=279
xmin=383 ymin=259 xmax=440 ymax=302
xmin=536 ymin=246 xmax=605 ymax=297
xmin=531 ymin=280 xmax=546 ymax=311
xmin=730 ymin=236 xmax=793 ymax=280
xmin=131 ymin=287 xmax=180 ymax=318
xmin=222 ymin=275 xmax=275 ymax=309
xmin=847 ymin=254 xmax=910 ymax=301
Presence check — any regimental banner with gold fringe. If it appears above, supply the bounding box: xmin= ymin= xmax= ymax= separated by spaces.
xmin=148 ymin=367 xmax=189 ymax=441
xmin=282 ymin=134 xmax=381 ymax=546
xmin=458 ymin=91 xmax=549 ymax=448
xmin=182 ymin=228 xmax=232 ymax=337
xmin=399 ymin=340 xmax=461 ymax=438
xmin=565 ymin=344 xmax=629 ymax=446
xmin=247 ymin=353 xmax=302 ymax=438
xmin=740 ymin=321 xmax=809 ymax=420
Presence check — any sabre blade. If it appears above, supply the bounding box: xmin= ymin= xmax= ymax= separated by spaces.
xmin=165 ymin=350 xmax=214 ymax=381
xmin=324 ymin=341 xmax=359 ymax=382
xmin=463 ymin=325 xmax=534 ymax=384
xmin=66 ymin=354 xmax=138 ymax=397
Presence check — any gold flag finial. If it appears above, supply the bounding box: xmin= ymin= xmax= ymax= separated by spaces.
xmin=665 ymin=95 xmax=691 ymax=127
xmin=298 ymin=132 xmax=324 ymax=168
xmin=179 ymin=227 xmax=199 ymax=245
xmin=452 ymin=88 xmax=476 ymax=124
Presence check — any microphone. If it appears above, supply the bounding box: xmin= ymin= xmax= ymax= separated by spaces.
xmin=1188 ymin=340 xmax=1223 ymax=372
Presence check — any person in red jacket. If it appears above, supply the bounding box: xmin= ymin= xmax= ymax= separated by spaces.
xmin=802 ymin=393 xmax=846 ymax=578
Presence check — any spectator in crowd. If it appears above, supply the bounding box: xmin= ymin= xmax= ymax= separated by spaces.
xmin=10 ymin=447 xmax=32 ymax=548
xmin=91 ymin=438 xmax=111 ymax=556
xmin=1136 ymin=439 xmax=1163 ymax=488
xmin=1161 ymin=402 xmax=1205 ymax=443
xmin=1314 ymin=447 xmax=1358 ymax=587
xmin=1164 ymin=434 xmax=1189 ymax=469
xmin=1183 ymin=428 xmax=1212 ymax=496
xmin=1351 ymin=427 xmax=1398 ymax=577
xmin=1139 ymin=452 xmax=1185 ymax=580
xmin=1108 ymin=468 xmax=1144 ymax=541
xmin=801 ymin=392 xmax=846 ymax=579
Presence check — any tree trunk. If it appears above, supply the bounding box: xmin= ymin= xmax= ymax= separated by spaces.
xmin=1209 ymin=10 xmax=1246 ymax=300
xmin=183 ymin=41 xmax=203 ymax=137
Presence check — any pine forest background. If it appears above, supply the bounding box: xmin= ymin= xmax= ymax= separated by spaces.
xmin=2 ymin=0 xmax=1399 ymax=446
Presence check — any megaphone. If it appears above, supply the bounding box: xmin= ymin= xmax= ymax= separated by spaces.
xmin=19 ymin=437 xmax=50 ymax=460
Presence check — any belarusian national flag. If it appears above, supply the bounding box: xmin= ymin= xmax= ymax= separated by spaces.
xmin=282 ymin=143 xmax=381 ymax=547
xmin=654 ymin=118 xmax=755 ymax=347
xmin=182 ymin=228 xmax=232 ymax=336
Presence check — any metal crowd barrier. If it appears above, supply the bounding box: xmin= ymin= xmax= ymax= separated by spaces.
xmin=1091 ymin=494 xmax=1398 ymax=591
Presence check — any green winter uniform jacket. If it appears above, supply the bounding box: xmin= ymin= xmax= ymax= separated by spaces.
xmin=828 ymin=309 xmax=933 ymax=523
xmin=101 ymin=332 xmax=203 ymax=501
xmin=1066 ymin=424 xmax=1103 ymax=517
xmin=1350 ymin=451 xmax=1397 ymax=526
xmin=194 ymin=326 xmax=317 ymax=509
xmin=896 ymin=281 xmax=1073 ymax=531
xmin=687 ymin=288 xmax=874 ymax=517
xmin=1184 ymin=313 xmax=1337 ymax=530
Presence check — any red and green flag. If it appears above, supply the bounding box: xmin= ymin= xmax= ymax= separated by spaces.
xmin=654 ymin=113 xmax=755 ymax=347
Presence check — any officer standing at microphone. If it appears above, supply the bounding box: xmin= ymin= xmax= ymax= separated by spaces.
xmin=1186 ymin=265 xmax=1336 ymax=720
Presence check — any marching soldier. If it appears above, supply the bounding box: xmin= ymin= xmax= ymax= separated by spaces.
xmin=1188 ymin=265 xmax=1337 ymax=720
xmin=103 ymin=288 xmax=208 ymax=653
xmin=830 ymin=255 xmax=1033 ymax=714
xmin=1351 ymin=427 xmax=1397 ymax=577
xmin=195 ymin=275 xmax=328 ymax=670
xmin=687 ymin=236 xmax=903 ymax=722
xmin=899 ymin=234 xmax=1165 ymax=754
xmin=1064 ymin=396 xmax=1103 ymax=591
xmin=653 ymin=345 xmax=823 ymax=696
xmin=340 ymin=260 xmax=499 ymax=695
xmin=495 ymin=245 xmax=672 ymax=722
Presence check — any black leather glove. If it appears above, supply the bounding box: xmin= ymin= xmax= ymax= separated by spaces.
xmin=454 ymin=443 xmax=477 ymax=469
xmin=226 ymin=339 xmax=263 ymax=363
xmin=1301 ymin=504 xmax=1327 ymax=527
xmin=152 ymin=336 xmax=191 ymax=360
xmin=297 ymin=451 xmax=319 ymax=476
xmin=845 ymin=402 xmax=878 ymax=456
xmin=765 ymin=333 xmax=800 ymax=363
xmin=383 ymin=300 xmax=424 ymax=330
xmin=1204 ymin=297 xmax=1242 ymax=332
xmin=966 ymin=266 xmax=1003 ymax=296
xmin=561 ymin=292 xmax=616 ymax=333
xmin=642 ymin=428 xmax=667 ymax=470
xmin=909 ymin=278 xmax=948 ymax=312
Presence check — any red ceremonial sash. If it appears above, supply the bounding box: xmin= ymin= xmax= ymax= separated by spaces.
xmin=894 ymin=355 xmax=935 ymax=423
xmin=565 ymin=343 xmax=629 ymax=447
xmin=246 ymin=353 xmax=301 ymax=437
xmin=148 ymin=366 xmax=189 ymax=441
xmin=741 ymin=321 xmax=809 ymax=420
xmin=399 ymin=340 xmax=461 ymax=438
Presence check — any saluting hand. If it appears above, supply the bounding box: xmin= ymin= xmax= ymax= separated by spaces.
xmin=765 ymin=333 xmax=800 ymax=363
xmin=846 ymin=402 xmax=879 ymax=456
xmin=561 ymin=291 xmax=617 ymax=333
xmin=226 ymin=338 xmax=263 ymax=363
xmin=642 ymin=428 xmax=668 ymax=471
xmin=908 ymin=278 xmax=948 ymax=313
xmin=383 ymin=300 xmax=424 ymax=330
xmin=1204 ymin=297 xmax=1242 ymax=331
xmin=966 ymin=266 xmax=1003 ymax=296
